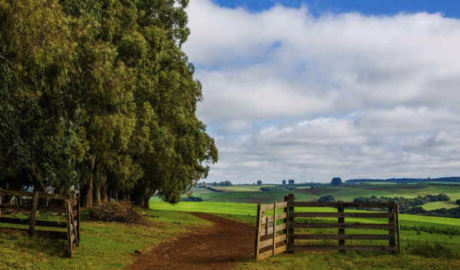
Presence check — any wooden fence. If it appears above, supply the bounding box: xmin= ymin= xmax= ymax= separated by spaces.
xmin=254 ymin=199 xmax=289 ymax=261
xmin=255 ymin=194 xmax=401 ymax=261
xmin=0 ymin=188 xmax=81 ymax=257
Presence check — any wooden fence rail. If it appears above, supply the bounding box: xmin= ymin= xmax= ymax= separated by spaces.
xmin=0 ymin=188 xmax=80 ymax=258
xmin=254 ymin=198 xmax=289 ymax=261
xmin=254 ymin=194 xmax=401 ymax=261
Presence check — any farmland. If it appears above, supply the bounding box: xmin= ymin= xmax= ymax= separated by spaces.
xmin=149 ymin=183 xmax=460 ymax=269
xmin=2 ymin=183 xmax=460 ymax=269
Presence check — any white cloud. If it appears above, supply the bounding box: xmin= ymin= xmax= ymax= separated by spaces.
xmin=184 ymin=1 xmax=460 ymax=183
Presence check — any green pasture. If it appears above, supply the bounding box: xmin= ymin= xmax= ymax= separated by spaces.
xmin=0 ymin=209 xmax=209 ymax=270
xmin=192 ymin=184 xmax=460 ymax=207
xmin=422 ymin=201 xmax=459 ymax=210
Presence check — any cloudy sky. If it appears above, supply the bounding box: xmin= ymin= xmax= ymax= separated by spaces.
xmin=184 ymin=0 xmax=460 ymax=184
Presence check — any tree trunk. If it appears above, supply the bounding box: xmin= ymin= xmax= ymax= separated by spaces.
xmin=142 ymin=197 xmax=150 ymax=209
xmin=86 ymin=172 xmax=93 ymax=207
xmin=95 ymin=169 xmax=101 ymax=206
xmin=100 ymin=171 xmax=108 ymax=203
xmin=85 ymin=156 xmax=96 ymax=207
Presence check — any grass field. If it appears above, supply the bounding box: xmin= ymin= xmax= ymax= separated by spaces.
xmin=0 ymin=209 xmax=209 ymax=270
xmin=192 ymin=184 xmax=460 ymax=207
xmin=150 ymin=183 xmax=460 ymax=270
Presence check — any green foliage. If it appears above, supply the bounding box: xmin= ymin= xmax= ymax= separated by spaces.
xmin=331 ymin=177 xmax=343 ymax=186
xmin=318 ymin=195 xmax=335 ymax=202
xmin=0 ymin=0 xmax=217 ymax=206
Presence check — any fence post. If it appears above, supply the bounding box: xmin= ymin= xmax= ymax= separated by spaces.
xmin=338 ymin=201 xmax=345 ymax=251
xmin=287 ymin=193 xmax=295 ymax=253
xmin=283 ymin=196 xmax=288 ymax=246
xmin=77 ymin=192 xmax=81 ymax=245
xmin=29 ymin=191 xmax=39 ymax=235
xmin=65 ymin=199 xmax=73 ymax=258
xmin=254 ymin=203 xmax=262 ymax=262
xmin=395 ymin=204 xmax=401 ymax=253
xmin=389 ymin=202 xmax=396 ymax=251
xmin=272 ymin=202 xmax=277 ymax=255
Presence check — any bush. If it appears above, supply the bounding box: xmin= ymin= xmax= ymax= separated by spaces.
xmin=456 ymin=199 xmax=460 ymax=206
xmin=318 ymin=195 xmax=335 ymax=203
xmin=181 ymin=196 xmax=203 ymax=202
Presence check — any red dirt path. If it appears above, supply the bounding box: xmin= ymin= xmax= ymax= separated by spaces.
xmin=129 ymin=213 xmax=254 ymax=270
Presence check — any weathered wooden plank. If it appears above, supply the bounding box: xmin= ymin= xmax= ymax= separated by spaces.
xmin=289 ymin=245 xmax=395 ymax=251
xmin=277 ymin=202 xmax=288 ymax=208
xmin=274 ymin=245 xmax=288 ymax=255
xmin=0 ymin=217 xmax=29 ymax=225
xmin=289 ymin=222 xmax=394 ymax=230
xmin=77 ymin=194 xmax=81 ymax=246
xmin=254 ymin=203 xmax=262 ymax=262
xmin=261 ymin=204 xmax=275 ymax=211
xmin=291 ymin=234 xmax=393 ymax=240
xmin=287 ymin=194 xmax=295 ymax=254
xmin=0 ymin=204 xmax=29 ymax=210
xmin=272 ymin=202 xmax=277 ymax=255
xmin=38 ymin=220 xmax=67 ymax=228
xmin=259 ymin=238 xmax=273 ymax=249
xmin=0 ymin=190 xmax=67 ymax=200
xmin=389 ymin=207 xmax=396 ymax=249
xmin=257 ymin=250 xmax=273 ymax=261
xmin=292 ymin=202 xmax=395 ymax=208
xmin=291 ymin=212 xmax=392 ymax=218
xmin=71 ymin=200 xmax=78 ymax=207
xmin=65 ymin=200 xmax=73 ymax=258
xmin=261 ymin=223 xmax=287 ymax=236
xmin=262 ymin=213 xmax=288 ymax=224
xmin=275 ymin=234 xmax=287 ymax=244
xmin=396 ymin=204 xmax=401 ymax=253
xmin=29 ymin=191 xmax=39 ymax=235
xmin=338 ymin=203 xmax=345 ymax=250
xmin=0 ymin=217 xmax=66 ymax=228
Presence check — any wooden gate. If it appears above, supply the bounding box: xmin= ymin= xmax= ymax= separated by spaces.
xmin=254 ymin=194 xmax=401 ymax=261
xmin=0 ymin=189 xmax=81 ymax=257
xmin=254 ymin=199 xmax=289 ymax=261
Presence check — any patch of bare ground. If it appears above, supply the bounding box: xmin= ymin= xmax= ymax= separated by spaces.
xmin=129 ymin=213 xmax=254 ymax=270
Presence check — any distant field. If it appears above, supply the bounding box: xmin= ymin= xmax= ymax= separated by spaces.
xmin=422 ymin=201 xmax=459 ymax=210
xmin=151 ymin=187 xmax=460 ymax=269
xmin=190 ymin=184 xmax=460 ymax=208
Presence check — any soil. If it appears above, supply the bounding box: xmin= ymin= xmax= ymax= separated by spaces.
xmin=129 ymin=213 xmax=254 ymax=270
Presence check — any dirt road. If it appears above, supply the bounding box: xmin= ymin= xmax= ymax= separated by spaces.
xmin=129 ymin=213 xmax=254 ymax=270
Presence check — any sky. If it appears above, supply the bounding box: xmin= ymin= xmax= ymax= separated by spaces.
xmin=184 ymin=0 xmax=460 ymax=184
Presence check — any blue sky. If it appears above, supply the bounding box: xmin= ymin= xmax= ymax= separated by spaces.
xmin=214 ymin=0 xmax=460 ymax=18
xmin=184 ymin=0 xmax=460 ymax=184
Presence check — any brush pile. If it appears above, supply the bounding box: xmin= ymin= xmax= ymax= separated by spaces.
xmin=88 ymin=202 xmax=147 ymax=224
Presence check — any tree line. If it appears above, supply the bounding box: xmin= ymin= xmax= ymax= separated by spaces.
xmin=0 ymin=0 xmax=218 ymax=208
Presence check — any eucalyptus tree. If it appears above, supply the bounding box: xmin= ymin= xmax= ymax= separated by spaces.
xmin=0 ymin=0 xmax=217 ymax=208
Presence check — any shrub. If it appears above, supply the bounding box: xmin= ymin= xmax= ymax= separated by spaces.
xmin=456 ymin=199 xmax=460 ymax=206
xmin=182 ymin=196 xmax=203 ymax=202
xmin=318 ymin=195 xmax=335 ymax=203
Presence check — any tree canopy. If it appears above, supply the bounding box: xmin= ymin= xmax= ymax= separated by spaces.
xmin=0 ymin=0 xmax=217 ymax=208
xmin=331 ymin=177 xmax=342 ymax=186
